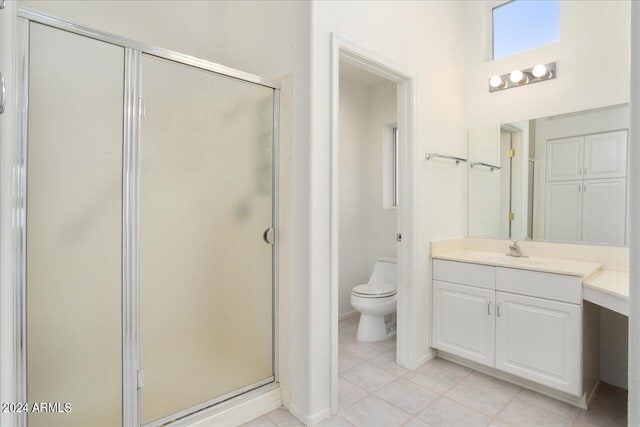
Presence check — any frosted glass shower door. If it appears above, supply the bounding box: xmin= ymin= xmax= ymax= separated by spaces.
xmin=26 ymin=23 xmax=124 ymax=427
xmin=140 ymin=55 xmax=275 ymax=424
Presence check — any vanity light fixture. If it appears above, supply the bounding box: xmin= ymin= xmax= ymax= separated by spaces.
xmin=509 ymin=69 xmax=526 ymax=84
xmin=489 ymin=75 xmax=506 ymax=89
xmin=489 ymin=62 xmax=556 ymax=93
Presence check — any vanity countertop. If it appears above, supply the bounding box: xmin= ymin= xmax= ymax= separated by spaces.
xmin=582 ymin=270 xmax=629 ymax=316
xmin=432 ymin=249 xmax=602 ymax=277
xmin=583 ymin=270 xmax=629 ymax=300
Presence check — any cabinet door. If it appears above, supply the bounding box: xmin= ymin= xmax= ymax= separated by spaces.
xmin=432 ymin=281 xmax=495 ymax=367
xmin=584 ymin=131 xmax=627 ymax=179
xmin=546 ymin=137 xmax=583 ymax=181
xmin=544 ymin=181 xmax=582 ymax=242
xmin=582 ymin=178 xmax=627 ymax=245
xmin=495 ymin=292 xmax=581 ymax=396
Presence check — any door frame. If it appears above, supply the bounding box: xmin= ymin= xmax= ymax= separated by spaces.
xmin=11 ymin=9 xmax=281 ymax=427
xmin=329 ymin=34 xmax=417 ymax=413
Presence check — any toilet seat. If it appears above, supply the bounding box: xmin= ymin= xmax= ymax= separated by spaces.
xmin=352 ymin=283 xmax=396 ymax=298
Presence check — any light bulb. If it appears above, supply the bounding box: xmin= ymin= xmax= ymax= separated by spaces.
xmin=489 ymin=75 xmax=504 ymax=88
xmin=509 ymin=70 xmax=525 ymax=84
xmin=532 ymin=64 xmax=548 ymax=78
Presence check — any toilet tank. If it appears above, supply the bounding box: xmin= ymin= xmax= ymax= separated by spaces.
xmin=369 ymin=257 xmax=397 ymax=284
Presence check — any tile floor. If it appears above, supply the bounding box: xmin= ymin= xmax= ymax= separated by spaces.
xmin=244 ymin=315 xmax=627 ymax=427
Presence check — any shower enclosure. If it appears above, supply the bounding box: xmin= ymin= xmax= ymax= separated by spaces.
xmin=15 ymin=10 xmax=278 ymax=427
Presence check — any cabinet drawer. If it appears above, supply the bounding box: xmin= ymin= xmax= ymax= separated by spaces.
xmin=496 ymin=267 xmax=581 ymax=304
xmin=433 ymin=259 xmax=495 ymax=290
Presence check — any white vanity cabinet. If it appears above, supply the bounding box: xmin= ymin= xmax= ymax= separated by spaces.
xmin=495 ymin=291 xmax=581 ymax=395
xmin=432 ymin=281 xmax=495 ymax=367
xmin=494 ymin=267 xmax=582 ymax=395
xmin=432 ymin=259 xmax=584 ymax=397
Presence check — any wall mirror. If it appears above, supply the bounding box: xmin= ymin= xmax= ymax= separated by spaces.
xmin=468 ymin=103 xmax=629 ymax=246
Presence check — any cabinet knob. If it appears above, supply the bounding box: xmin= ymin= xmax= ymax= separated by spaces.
xmin=488 ymin=301 xmax=492 ymax=315
xmin=497 ymin=303 xmax=502 ymax=317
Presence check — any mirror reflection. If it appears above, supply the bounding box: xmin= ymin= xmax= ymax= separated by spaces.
xmin=468 ymin=104 xmax=629 ymax=246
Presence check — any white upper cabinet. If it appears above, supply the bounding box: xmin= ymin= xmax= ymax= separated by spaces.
xmin=583 ymin=131 xmax=628 ymax=179
xmin=544 ymin=180 xmax=583 ymax=242
xmin=582 ymin=178 xmax=627 ymax=245
xmin=543 ymin=130 xmax=628 ymax=244
xmin=546 ymin=136 xmax=583 ymax=181
xmin=546 ymin=131 xmax=628 ymax=182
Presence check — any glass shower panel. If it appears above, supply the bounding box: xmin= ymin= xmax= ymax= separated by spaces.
xmin=140 ymin=55 xmax=274 ymax=424
xmin=26 ymin=23 xmax=124 ymax=427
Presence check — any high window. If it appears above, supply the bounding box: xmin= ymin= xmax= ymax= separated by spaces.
xmin=493 ymin=0 xmax=560 ymax=60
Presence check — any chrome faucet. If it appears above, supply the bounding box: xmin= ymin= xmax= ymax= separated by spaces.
xmin=507 ymin=240 xmax=527 ymax=258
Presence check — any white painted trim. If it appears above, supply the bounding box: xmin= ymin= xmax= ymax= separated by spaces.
xmin=330 ymin=33 xmax=418 ymax=415
xmin=416 ymin=349 xmax=437 ymax=367
xmin=186 ymin=388 xmax=282 ymax=427
xmin=628 ymin=2 xmax=640 ymax=425
xmin=438 ymin=351 xmax=590 ymax=409
xmin=289 ymin=404 xmax=331 ymax=426
xmin=276 ymin=74 xmax=293 ymax=410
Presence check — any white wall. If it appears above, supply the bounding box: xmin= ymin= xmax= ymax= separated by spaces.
xmin=338 ymin=77 xmax=397 ymax=317
xmin=1 ymin=0 xmax=311 ymax=423
xmin=468 ymin=125 xmax=501 ymax=238
xmin=532 ymin=105 xmax=630 ymax=240
xmin=310 ymin=1 xmax=467 ymax=421
xmin=464 ymin=1 xmax=630 ymax=129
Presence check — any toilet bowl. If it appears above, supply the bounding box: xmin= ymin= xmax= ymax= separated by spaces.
xmin=350 ymin=257 xmax=397 ymax=342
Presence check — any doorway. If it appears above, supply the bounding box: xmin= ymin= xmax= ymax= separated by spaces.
xmin=330 ymin=35 xmax=417 ymax=414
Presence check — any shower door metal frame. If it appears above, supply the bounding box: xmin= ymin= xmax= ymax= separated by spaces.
xmin=13 ymin=8 xmax=280 ymax=427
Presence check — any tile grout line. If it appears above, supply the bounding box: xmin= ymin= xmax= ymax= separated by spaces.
xmin=401 ymin=364 xmax=470 ymax=396
xmin=371 ymin=376 xmax=442 ymax=418
xmin=435 ymin=370 xmax=520 ymax=420
xmin=336 ymin=374 xmax=370 ymax=412
xmin=512 ymin=390 xmax=583 ymax=423
xmin=488 ymin=383 xmax=521 ymax=425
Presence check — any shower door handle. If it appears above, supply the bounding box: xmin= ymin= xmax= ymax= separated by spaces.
xmin=263 ymin=227 xmax=275 ymax=245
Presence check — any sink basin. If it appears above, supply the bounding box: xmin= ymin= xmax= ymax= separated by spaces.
xmin=474 ymin=254 xmax=543 ymax=266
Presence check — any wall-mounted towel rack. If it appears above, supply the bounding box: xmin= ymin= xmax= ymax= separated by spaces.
xmin=470 ymin=161 xmax=501 ymax=171
xmin=425 ymin=153 xmax=468 ymax=164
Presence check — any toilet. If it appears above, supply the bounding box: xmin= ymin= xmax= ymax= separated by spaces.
xmin=350 ymin=257 xmax=397 ymax=342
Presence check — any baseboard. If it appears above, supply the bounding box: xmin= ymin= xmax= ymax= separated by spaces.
xmin=338 ymin=310 xmax=358 ymax=320
xmin=437 ymin=351 xmax=589 ymax=409
xmin=289 ymin=404 xmax=331 ymax=426
xmin=586 ymin=381 xmax=601 ymax=407
xmin=187 ymin=387 xmax=281 ymax=426
xmin=416 ymin=349 xmax=437 ymax=367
